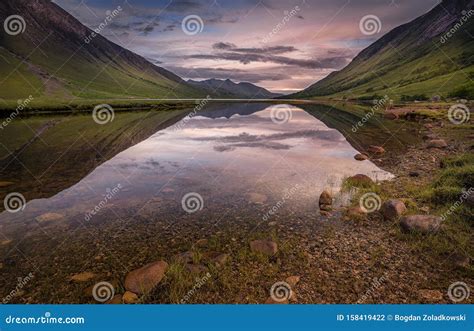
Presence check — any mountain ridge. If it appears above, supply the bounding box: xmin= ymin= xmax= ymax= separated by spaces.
xmin=291 ymin=0 xmax=474 ymax=100
xmin=187 ymin=78 xmax=282 ymax=99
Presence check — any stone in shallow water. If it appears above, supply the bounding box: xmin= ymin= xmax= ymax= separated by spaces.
xmin=35 ymin=212 xmax=64 ymax=223
xmin=246 ymin=192 xmax=267 ymax=204
xmin=319 ymin=190 xmax=332 ymax=206
xmin=249 ymin=240 xmax=278 ymax=255
xmin=347 ymin=174 xmax=374 ymax=187
xmin=70 ymin=272 xmax=96 ymax=282
xmin=367 ymin=145 xmax=385 ymax=154
xmin=124 ymin=261 xmax=168 ymax=295
xmin=399 ymin=215 xmax=442 ymax=233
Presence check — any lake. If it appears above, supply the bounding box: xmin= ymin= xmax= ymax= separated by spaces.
xmin=0 ymin=102 xmax=419 ymax=303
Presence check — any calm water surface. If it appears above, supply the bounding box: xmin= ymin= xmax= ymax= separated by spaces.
xmin=0 ymin=103 xmax=392 ymax=231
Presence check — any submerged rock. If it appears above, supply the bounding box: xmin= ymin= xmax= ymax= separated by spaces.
xmin=399 ymin=215 xmax=442 ymax=233
xmin=124 ymin=261 xmax=168 ymax=295
xmin=367 ymin=145 xmax=385 ymax=154
xmin=427 ymin=139 xmax=447 ymax=148
xmin=70 ymin=272 xmax=96 ymax=282
xmin=381 ymin=199 xmax=407 ymax=221
xmin=36 ymin=212 xmax=64 ymax=223
xmin=250 ymin=240 xmax=278 ymax=256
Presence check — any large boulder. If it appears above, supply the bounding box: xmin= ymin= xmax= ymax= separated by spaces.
xmin=250 ymin=240 xmax=278 ymax=256
xmin=381 ymin=199 xmax=407 ymax=221
xmin=124 ymin=261 xmax=168 ymax=295
xmin=400 ymin=215 xmax=442 ymax=234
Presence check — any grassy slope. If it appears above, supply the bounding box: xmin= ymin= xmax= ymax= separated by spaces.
xmin=0 ymin=0 xmax=204 ymax=106
xmin=292 ymin=3 xmax=474 ymax=100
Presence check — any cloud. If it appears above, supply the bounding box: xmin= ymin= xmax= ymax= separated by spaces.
xmin=212 ymin=42 xmax=297 ymax=54
xmin=189 ymin=52 xmax=348 ymax=69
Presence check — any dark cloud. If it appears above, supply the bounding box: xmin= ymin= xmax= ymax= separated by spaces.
xmin=166 ymin=0 xmax=202 ymax=12
xmin=212 ymin=42 xmax=297 ymax=54
xmin=189 ymin=52 xmax=348 ymax=69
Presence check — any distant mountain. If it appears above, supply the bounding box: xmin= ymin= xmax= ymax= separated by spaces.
xmin=291 ymin=0 xmax=474 ymax=100
xmin=0 ymin=0 xmax=203 ymax=103
xmin=187 ymin=79 xmax=282 ymax=99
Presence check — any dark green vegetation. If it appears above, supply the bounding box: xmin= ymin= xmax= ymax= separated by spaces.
xmin=0 ymin=0 xmax=204 ymax=106
xmin=292 ymin=0 xmax=474 ymax=101
xmin=0 ymin=108 xmax=189 ymax=205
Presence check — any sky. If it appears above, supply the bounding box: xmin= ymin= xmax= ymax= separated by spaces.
xmin=53 ymin=0 xmax=441 ymax=93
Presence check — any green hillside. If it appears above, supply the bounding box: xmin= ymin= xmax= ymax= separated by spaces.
xmin=291 ymin=0 xmax=474 ymax=100
xmin=0 ymin=0 xmax=203 ymax=107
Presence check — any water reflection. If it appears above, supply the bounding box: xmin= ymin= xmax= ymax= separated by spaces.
xmin=0 ymin=103 xmax=392 ymax=229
